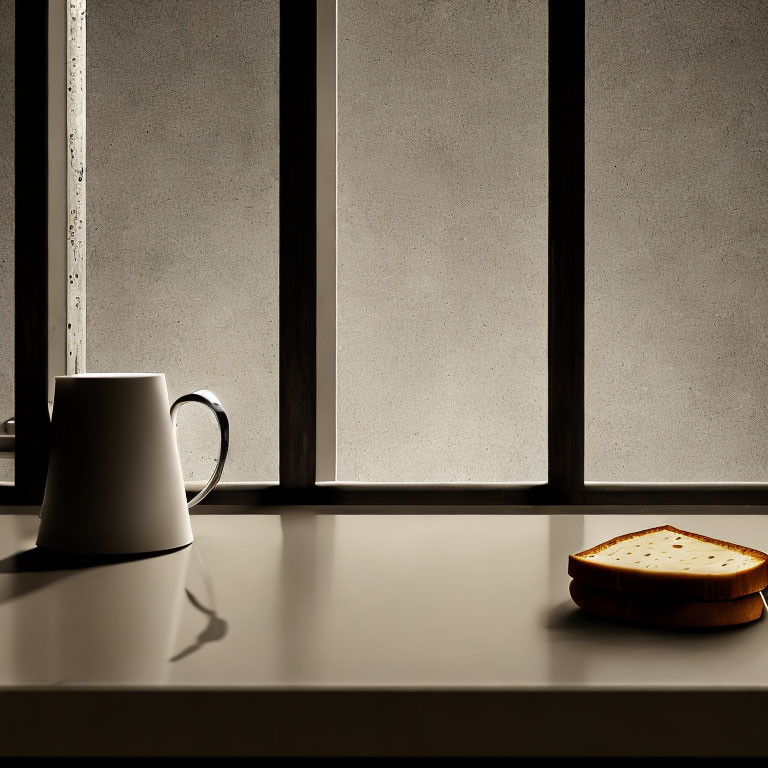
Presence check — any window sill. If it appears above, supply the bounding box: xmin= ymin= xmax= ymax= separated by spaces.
xmin=0 ymin=510 xmax=767 ymax=756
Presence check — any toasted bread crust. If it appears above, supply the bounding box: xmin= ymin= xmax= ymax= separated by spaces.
xmin=569 ymin=579 xmax=764 ymax=627
xmin=568 ymin=526 xmax=768 ymax=600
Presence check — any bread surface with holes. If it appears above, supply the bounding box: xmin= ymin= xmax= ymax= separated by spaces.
xmin=569 ymin=579 xmax=764 ymax=627
xmin=568 ymin=525 xmax=768 ymax=600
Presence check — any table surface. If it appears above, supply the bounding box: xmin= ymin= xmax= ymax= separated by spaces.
xmin=1 ymin=510 xmax=767 ymax=690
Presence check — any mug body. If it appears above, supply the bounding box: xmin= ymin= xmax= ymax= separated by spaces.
xmin=38 ymin=373 xmax=193 ymax=554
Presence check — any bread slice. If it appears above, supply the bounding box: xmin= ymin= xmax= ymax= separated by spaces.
xmin=568 ymin=525 xmax=768 ymax=600
xmin=569 ymin=579 xmax=764 ymax=627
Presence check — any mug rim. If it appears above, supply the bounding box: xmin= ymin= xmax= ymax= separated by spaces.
xmin=54 ymin=373 xmax=165 ymax=380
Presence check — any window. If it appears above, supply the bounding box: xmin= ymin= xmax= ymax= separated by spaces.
xmin=85 ymin=0 xmax=280 ymax=486
xmin=335 ymin=0 xmax=548 ymax=483
xmin=585 ymin=0 xmax=768 ymax=485
xmin=4 ymin=0 xmax=767 ymax=507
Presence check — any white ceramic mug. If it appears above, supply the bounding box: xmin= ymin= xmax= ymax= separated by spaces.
xmin=37 ymin=373 xmax=229 ymax=555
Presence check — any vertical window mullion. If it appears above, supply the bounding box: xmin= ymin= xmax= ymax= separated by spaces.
xmin=547 ymin=0 xmax=585 ymax=503
xmin=279 ymin=1 xmax=318 ymax=488
xmin=14 ymin=0 xmax=49 ymax=504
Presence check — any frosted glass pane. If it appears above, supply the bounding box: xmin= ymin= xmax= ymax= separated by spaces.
xmin=86 ymin=0 xmax=278 ymax=482
xmin=585 ymin=0 xmax=768 ymax=481
xmin=336 ymin=0 xmax=548 ymax=482
xmin=0 ymin=0 xmax=13 ymax=484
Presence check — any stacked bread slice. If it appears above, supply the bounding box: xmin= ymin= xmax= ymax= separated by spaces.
xmin=568 ymin=525 xmax=768 ymax=627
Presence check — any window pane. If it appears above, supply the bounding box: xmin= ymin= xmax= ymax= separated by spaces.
xmin=586 ymin=0 xmax=768 ymax=481
xmin=86 ymin=0 xmax=279 ymax=482
xmin=336 ymin=0 xmax=548 ymax=482
xmin=0 ymin=0 xmax=13 ymax=485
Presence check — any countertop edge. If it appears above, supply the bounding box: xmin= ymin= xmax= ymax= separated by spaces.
xmin=1 ymin=688 xmax=767 ymax=757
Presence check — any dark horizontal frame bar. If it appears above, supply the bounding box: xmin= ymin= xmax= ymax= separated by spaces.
xmin=196 ymin=485 xmax=768 ymax=507
xmin=199 ymin=485 xmax=547 ymax=506
xmin=580 ymin=488 xmax=768 ymax=506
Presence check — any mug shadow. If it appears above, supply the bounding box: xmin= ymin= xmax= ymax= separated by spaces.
xmin=0 ymin=544 xmax=190 ymax=605
xmin=169 ymin=588 xmax=229 ymax=662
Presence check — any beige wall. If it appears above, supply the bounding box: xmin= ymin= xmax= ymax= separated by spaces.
xmin=86 ymin=0 xmax=279 ymax=483
xmin=336 ymin=0 xmax=548 ymax=482
xmin=585 ymin=0 xmax=768 ymax=481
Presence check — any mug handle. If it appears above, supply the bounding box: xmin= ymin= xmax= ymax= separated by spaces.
xmin=170 ymin=389 xmax=229 ymax=508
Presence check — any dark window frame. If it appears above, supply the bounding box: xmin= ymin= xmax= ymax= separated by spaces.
xmin=4 ymin=1 xmax=50 ymax=506
xmin=6 ymin=0 xmax=768 ymax=508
